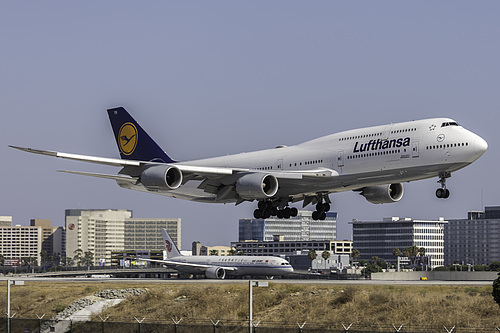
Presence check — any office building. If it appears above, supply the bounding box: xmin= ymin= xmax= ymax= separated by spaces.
xmin=445 ymin=206 xmax=500 ymax=266
xmin=351 ymin=217 xmax=446 ymax=268
xmin=30 ymin=219 xmax=65 ymax=257
xmin=239 ymin=211 xmax=337 ymax=242
xmin=231 ymin=239 xmax=352 ymax=256
xmin=0 ymin=217 xmax=42 ymax=265
xmin=65 ymin=209 xmax=181 ymax=265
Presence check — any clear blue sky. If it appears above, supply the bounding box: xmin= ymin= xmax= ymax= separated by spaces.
xmin=1 ymin=2 xmax=498 ymax=249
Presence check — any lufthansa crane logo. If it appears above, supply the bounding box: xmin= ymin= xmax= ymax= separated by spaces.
xmin=118 ymin=122 xmax=138 ymax=155
xmin=165 ymin=240 xmax=172 ymax=252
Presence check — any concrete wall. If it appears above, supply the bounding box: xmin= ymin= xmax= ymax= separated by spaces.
xmin=371 ymin=271 xmax=499 ymax=281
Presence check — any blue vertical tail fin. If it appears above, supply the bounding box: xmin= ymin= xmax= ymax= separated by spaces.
xmin=161 ymin=228 xmax=181 ymax=258
xmin=107 ymin=107 xmax=176 ymax=163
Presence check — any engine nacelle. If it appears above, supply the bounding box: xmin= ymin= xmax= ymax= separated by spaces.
xmin=359 ymin=183 xmax=404 ymax=204
xmin=236 ymin=173 xmax=279 ymax=200
xmin=205 ymin=266 xmax=226 ymax=279
xmin=140 ymin=165 xmax=183 ymax=191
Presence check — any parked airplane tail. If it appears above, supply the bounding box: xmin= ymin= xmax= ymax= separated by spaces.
xmin=107 ymin=107 xmax=176 ymax=163
xmin=161 ymin=228 xmax=182 ymax=258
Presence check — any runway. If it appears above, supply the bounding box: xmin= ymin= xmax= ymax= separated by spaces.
xmin=0 ymin=276 xmax=494 ymax=286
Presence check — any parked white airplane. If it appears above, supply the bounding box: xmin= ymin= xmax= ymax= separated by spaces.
xmin=138 ymin=229 xmax=294 ymax=279
xmin=10 ymin=107 xmax=487 ymax=220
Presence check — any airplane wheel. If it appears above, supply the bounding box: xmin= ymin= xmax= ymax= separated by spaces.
xmin=277 ymin=210 xmax=284 ymax=219
xmin=254 ymin=209 xmax=263 ymax=219
xmin=283 ymin=208 xmax=291 ymax=219
xmin=290 ymin=207 xmax=298 ymax=217
xmin=263 ymin=209 xmax=272 ymax=219
xmin=316 ymin=203 xmax=325 ymax=212
xmin=319 ymin=212 xmax=327 ymax=220
xmin=322 ymin=203 xmax=330 ymax=212
xmin=436 ymin=188 xmax=444 ymax=198
xmin=443 ymin=189 xmax=450 ymax=198
xmin=258 ymin=201 xmax=267 ymax=210
xmin=312 ymin=211 xmax=320 ymax=221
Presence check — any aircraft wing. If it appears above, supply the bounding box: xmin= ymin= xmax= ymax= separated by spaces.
xmin=9 ymin=145 xmax=235 ymax=177
xmin=136 ymin=258 xmax=237 ymax=272
xmin=9 ymin=145 xmax=337 ymax=180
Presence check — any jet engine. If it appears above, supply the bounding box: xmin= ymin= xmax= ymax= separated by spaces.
xmin=359 ymin=183 xmax=404 ymax=204
xmin=205 ymin=266 xmax=226 ymax=279
xmin=140 ymin=165 xmax=183 ymax=191
xmin=236 ymin=173 xmax=279 ymax=200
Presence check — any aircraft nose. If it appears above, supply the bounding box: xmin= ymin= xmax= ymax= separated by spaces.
xmin=473 ymin=135 xmax=488 ymax=156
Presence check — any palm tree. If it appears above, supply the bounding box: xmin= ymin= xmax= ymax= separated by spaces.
xmin=418 ymin=247 xmax=426 ymax=257
xmin=83 ymin=251 xmax=94 ymax=268
xmin=228 ymin=249 xmax=236 ymax=256
xmin=351 ymin=249 xmax=360 ymax=261
xmin=308 ymin=249 xmax=317 ymax=261
xmin=73 ymin=249 xmax=83 ymax=267
xmin=321 ymin=250 xmax=331 ymax=270
xmin=371 ymin=256 xmax=380 ymax=265
xmin=393 ymin=248 xmax=401 ymax=257
xmin=209 ymin=249 xmax=218 ymax=256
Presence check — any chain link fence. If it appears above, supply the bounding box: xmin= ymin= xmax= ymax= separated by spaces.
xmin=1 ymin=317 xmax=499 ymax=333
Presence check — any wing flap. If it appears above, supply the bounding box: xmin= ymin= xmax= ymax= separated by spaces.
xmin=58 ymin=170 xmax=138 ymax=183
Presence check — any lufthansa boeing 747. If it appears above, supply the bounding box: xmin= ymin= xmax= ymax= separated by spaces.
xmin=10 ymin=107 xmax=487 ymax=220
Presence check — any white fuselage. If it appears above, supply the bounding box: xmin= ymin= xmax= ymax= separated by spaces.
xmin=121 ymin=118 xmax=487 ymax=203
xmin=170 ymin=255 xmax=294 ymax=276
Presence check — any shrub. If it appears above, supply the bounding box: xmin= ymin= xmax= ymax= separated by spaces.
xmin=492 ymin=273 xmax=500 ymax=307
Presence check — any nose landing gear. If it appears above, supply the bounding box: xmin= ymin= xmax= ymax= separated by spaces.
xmin=436 ymin=172 xmax=451 ymax=199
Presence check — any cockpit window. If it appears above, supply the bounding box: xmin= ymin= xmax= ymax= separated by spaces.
xmin=441 ymin=121 xmax=460 ymax=127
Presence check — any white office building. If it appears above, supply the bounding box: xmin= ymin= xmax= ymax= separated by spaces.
xmin=0 ymin=217 xmax=42 ymax=265
xmin=65 ymin=209 xmax=181 ymax=265
xmin=239 ymin=210 xmax=336 ymax=242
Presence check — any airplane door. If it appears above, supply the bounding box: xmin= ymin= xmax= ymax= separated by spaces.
xmin=337 ymin=151 xmax=344 ymax=168
xmin=412 ymin=141 xmax=419 ymax=158
xmin=277 ymin=159 xmax=283 ymax=170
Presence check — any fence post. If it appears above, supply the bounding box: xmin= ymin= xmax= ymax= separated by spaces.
xmin=99 ymin=315 xmax=109 ymax=333
xmin=443 ymin=326 xmax=455 ymax=333
xmin=342 ymin=323 xmax=353 ymax=332
xmin=393 ymin=324 xmax=403 ymax=332
xmin=171 ymin=317 xmax=182 ymax=333
xmin=36 ymin=314 xmax=45 ymax=333
xmin=134 ymin=317 xmax=145 ymax=333
xmin=252 ymin=320 xmax=261 ymax=333
xmin=210 ymin=319 xmax=220 ymax=333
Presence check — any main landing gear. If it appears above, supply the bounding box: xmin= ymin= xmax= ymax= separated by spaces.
xmin=253 ymin=201 xmax=298 ymax=219
xmin=436 ymin=172 xmax=451 ymax=199
xmin=312 ymin=202 xmax=330 ymax=221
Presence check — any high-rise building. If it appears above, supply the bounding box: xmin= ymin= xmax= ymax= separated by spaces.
xmin=445 ymin=206 xmax=500 ymax=266
xmin=239 ymin=211 xmax=337 ymax=242
xmin=351 ymin=217 xmax=446 ymax=268
xmin=0 ymin=217 xmax=42 ymax=265
xmin=65 ymin=209 xmax=180 ymax=265
xmin=30 ymin=219 xmax=65 ymax=257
